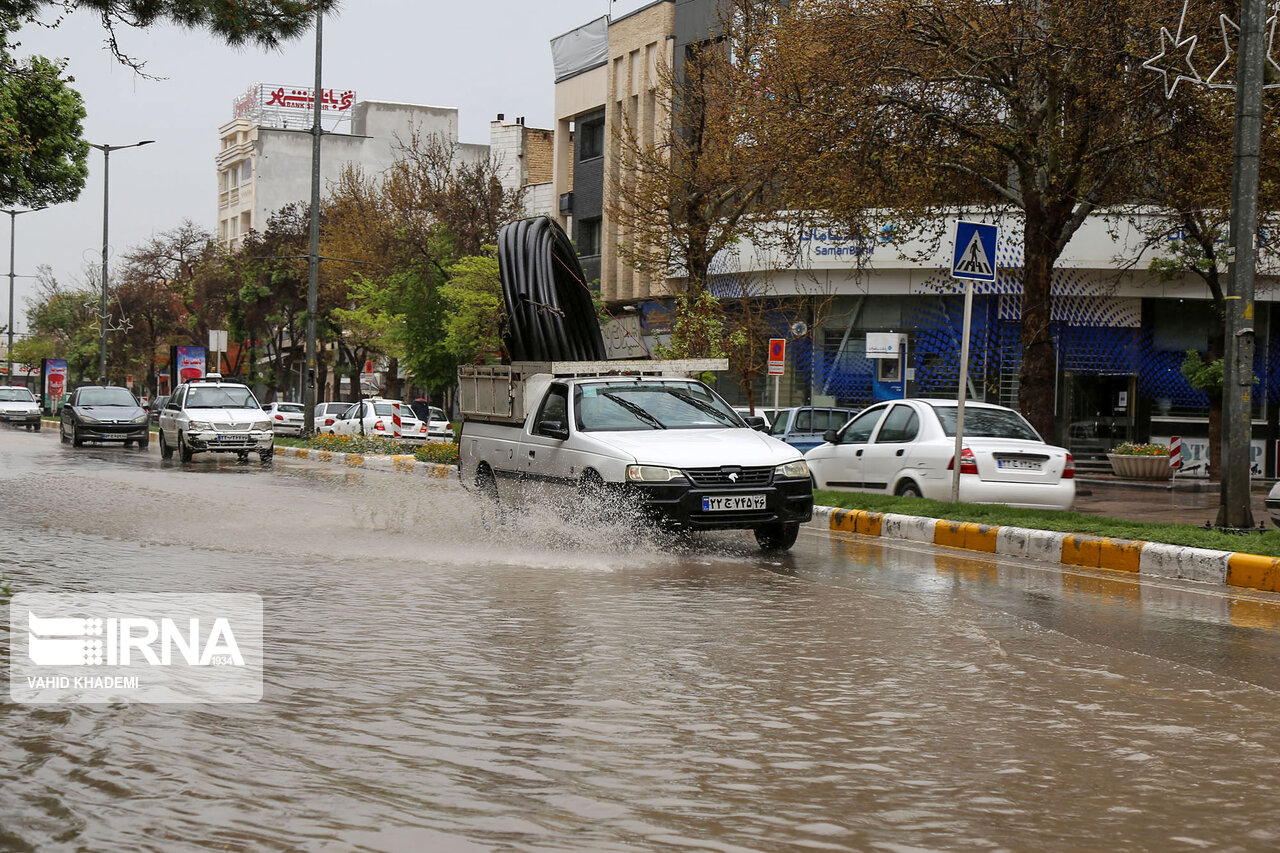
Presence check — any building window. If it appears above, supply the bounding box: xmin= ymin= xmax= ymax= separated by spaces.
xmin=577 ymin=115 xmax=604 ymax=161
xmin=577 ymin=217 xmax=602 ymax=257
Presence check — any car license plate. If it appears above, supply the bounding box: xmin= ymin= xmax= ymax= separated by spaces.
xmin=997 ymin=457 xmax=1043 ymax=471
xmin=702 ymin=494 xmax=767 ymax=512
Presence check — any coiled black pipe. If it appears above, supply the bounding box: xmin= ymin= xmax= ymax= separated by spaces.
xmin=497 ymin=216 xmax=606 ymax=362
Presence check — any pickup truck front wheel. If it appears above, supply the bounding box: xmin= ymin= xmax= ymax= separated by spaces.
xmin=755 ymin=521 xmax=800 ymax=552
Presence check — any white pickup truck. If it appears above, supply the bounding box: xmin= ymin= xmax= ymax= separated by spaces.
xmin=457 ymin=360 xmax=814 ymax=550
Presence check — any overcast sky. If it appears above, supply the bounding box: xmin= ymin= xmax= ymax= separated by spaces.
xmin=6 ymin=0 xmax=647 ymax=336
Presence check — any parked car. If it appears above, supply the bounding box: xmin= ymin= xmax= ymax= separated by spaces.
xmin=157 ymin=374 xmax=273 ymax=462
xmin=769 ymin=406 xmax=860 ymax=452
xmin=148 ymin=395 xmax=170 ymax=425
xmin=804 ymin=398 xmax=1076 ymax=510
xmin=263 ymin=401 xmax=306 ymax=436
xmin=60 ymin=385 xmax=149 ymax=448
xmin=424 ymin=405 xmax=453 ymax=442
xmin=733 ymin=406 xmax=773 ymax=430
xmin=0 ymin=386 xmax=41 ymax=431
xmin=314 ymin=401 xmax=352 ymax=435
xmin=329 ymin=398 xmax=429 ymax=444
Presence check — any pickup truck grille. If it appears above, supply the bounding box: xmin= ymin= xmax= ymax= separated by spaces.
xmin=683 ymin=466 xmax=773 ymax=487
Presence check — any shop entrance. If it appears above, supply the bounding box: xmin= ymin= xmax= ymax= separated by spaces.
xmin=1064 ymin=373 xmax=1136 ymax=468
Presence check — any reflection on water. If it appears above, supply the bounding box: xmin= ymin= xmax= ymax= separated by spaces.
xmin=2 ymin=434 xmax=1280 ymax=850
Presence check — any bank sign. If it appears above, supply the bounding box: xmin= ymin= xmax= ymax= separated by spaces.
xmin=10 ymin=593 xmax=263 ymax=704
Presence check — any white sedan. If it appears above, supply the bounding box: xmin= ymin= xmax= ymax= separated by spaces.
xmin=804 ymin=398 xmax=1075 ymax=510
xmin=329 ymin=399 xmax=429 ymax=444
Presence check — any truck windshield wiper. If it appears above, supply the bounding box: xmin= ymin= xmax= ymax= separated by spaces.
xmin=666 ymin=389 xmax=737 ymax=426
xmin=601 ymin=392 xmax=666 ymax=429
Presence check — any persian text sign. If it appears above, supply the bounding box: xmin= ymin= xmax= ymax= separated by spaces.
xmin=233 ymin=83 xmax=356 ymax=129
xmin=10 ymin=593 xmax=263 ymax=704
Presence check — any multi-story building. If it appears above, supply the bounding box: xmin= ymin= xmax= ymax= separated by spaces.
xmin=216 ymin=84 xmax=489 ymax=252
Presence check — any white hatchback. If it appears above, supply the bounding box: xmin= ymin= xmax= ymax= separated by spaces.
xmin=804 ymin=399 xmax=1075 ymax=510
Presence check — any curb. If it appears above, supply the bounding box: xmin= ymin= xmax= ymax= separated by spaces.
xmin=814 ymin=506 xmax=1280 ymax=595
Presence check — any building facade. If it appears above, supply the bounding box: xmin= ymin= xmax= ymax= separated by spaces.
xmin=216 ymin=84 xmax=488 ymax=251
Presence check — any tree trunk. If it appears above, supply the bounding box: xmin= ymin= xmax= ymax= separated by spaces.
xmin=1018 ymin=233 xmax=1058 ymax=441
xmin=1208 ymin=393 xmax=1222 ymax=478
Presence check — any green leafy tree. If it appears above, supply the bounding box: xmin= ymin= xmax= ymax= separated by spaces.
xmin=0 ymin=45 xmax=87 ymax=207
xmin=440 ymin=249 xmax=502 ymax=365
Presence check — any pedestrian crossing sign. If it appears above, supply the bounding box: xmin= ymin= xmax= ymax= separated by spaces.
xmin=952 ymin=221 xmax=999 ymax=283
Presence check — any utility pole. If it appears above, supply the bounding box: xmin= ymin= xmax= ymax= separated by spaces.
xmin=304 ymin=6 xmax=323 ymax=435
xmin=1217 ymin=0 xmax=1264 ymax=529
xmin=3 ymin=208 xmax=36 ymax=385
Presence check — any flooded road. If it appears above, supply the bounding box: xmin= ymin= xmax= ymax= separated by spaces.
xmin=3 ymin=428 xmax=1280 ymax=851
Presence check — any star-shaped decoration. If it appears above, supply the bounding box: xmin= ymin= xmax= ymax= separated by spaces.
xmin=1143 ymin=24 xmax=1201 ymax=98
xmin=1143 ymin=0 xmax=1202 ymax=98
xmin=1205 ymin=14 xmax=1240 ymax=89
xmin=1205 ymin=13 xmax=1280 ymax=90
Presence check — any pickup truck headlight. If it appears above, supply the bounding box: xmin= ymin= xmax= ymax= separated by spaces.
xmin=188 ymin=420 xmax=213 ymax=431
xmin=775 ymin=460 xmax=810 ymax=479
xmin=626 ymin=465 xmax=685 ymax=483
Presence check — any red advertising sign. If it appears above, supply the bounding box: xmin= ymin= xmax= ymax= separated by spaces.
xmin=41 ymin=358 xmax=67 ymax=412
xmin=768 ymin=338 xmax=786 ymax=376
xmin=176 ymin=346 xmax=206 ymax=383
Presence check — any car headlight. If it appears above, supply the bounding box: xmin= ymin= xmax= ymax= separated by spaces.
xmin=77 ymin=413 xmax=100 ymax=424
xmin=188 ymin=420 xmax=213 ymax=431
xmin=626 ymin=465 xmax=686 ymax=483
xmin=132 ymin=414 xmax=149 ymax=424
xmin=775 ymin=460 xmax=810 ymax=479
xmin=252 ymin=420 xmax=271 ymax=431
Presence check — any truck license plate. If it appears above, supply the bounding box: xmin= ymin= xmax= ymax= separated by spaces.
xmin=702 ymin=494 xmax=767 ymax=512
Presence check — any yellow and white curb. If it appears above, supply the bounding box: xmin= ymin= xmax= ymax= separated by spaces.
xmin=814 ymin=506 xmax=1280 ymax=595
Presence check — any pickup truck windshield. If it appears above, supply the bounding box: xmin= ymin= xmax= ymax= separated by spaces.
xmin=575 ymin=381 xmax=742 ymax=431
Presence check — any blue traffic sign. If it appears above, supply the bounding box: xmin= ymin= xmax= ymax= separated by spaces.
xmin=952 ymin=221 xmax=999 ymax=282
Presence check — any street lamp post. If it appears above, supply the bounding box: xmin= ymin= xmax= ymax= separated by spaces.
xmin=89 ymin=140 xmax=153 ymax=385
xmin=3 ymin=207 xmax=37 ymax=385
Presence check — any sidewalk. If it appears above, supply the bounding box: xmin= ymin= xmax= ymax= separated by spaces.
xmin=1074 ymin=475 xmax=1274 ymax=529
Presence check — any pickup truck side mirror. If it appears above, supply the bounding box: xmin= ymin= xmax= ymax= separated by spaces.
xmin=537 ymin=420 xmax=569 ymax=441
xmin=742 ymin=415 xmax=768 ymax=432
xmin=822 ymin=428 xmax=839 ymax=444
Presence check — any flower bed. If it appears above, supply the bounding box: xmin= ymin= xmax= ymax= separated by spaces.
xmin=302 ymin=432 xmax=460 ymax=466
